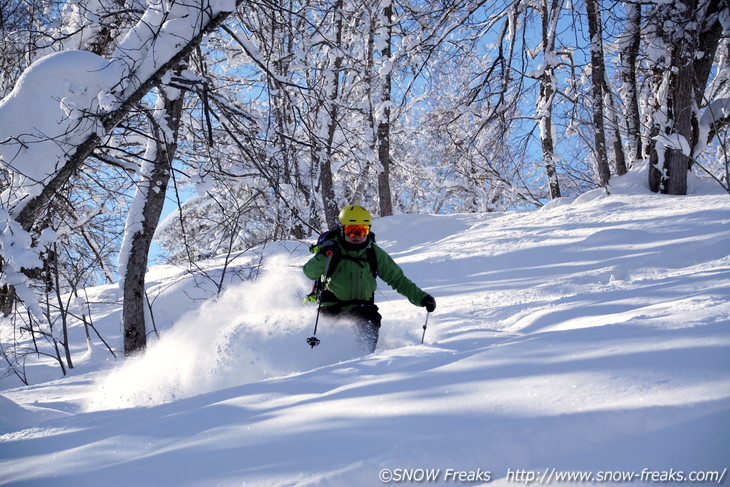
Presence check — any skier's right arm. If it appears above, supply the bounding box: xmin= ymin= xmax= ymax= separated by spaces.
xmin=303 ymin=253 xmax=326 ymax=280
xmin=303 ymin=239 xmax=339 ymax=280
xmin=305 ymin=245 xmax=339 ymax=280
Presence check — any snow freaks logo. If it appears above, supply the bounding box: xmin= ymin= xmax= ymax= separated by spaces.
xmin=379 ymin=468 xmax=491 ymax=483
xmin=378 ymin=467 xmax=728 ymax=484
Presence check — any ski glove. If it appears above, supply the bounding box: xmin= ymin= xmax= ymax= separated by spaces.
xmin=319 ymin=240 xmax=339 ymax=258
xmin=421 ymin=295 xmax=436 ymax=313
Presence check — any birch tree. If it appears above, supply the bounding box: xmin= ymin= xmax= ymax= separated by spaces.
xmin=536 ymin=0 xmax=564 ymax=199
xmin=618 ymin=3 xmax=643 ymax=168
xmin=375 ymin=0 xmax=394 ymax=216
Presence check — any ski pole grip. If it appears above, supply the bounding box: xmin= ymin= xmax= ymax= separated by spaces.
xmin=325 ymin=250 xmax=333 ymax=257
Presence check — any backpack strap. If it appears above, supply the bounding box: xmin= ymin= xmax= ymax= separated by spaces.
xmin=327 ymin=250 xmax=342 ymax=279
xmin=365 ymin=245 xmax=378 ymax=278
xmin=361 ymin=232 xmax=378 ymax=278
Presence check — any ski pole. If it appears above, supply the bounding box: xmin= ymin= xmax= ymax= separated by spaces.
xmin=307 ymin=252 xmax=333 ymax=348
xmin=307 ymin=306 xmax=323 ymax=348
xmin=420 ymin=311 xmax=430 ymax=344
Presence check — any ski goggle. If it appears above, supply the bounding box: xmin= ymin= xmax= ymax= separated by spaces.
xmin=343 ymin=224 xmax=370 ymax=238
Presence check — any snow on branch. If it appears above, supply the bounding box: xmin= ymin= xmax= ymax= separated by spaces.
xmin=0 ymin=0 xmax=238 ymax=217
xmin=0 ymin=0 xmax=240 ymax=219
xmin=696 ymin=97 xmax=730 ymax=154
xmin=0 ymin=51 xmax=121 ymax=212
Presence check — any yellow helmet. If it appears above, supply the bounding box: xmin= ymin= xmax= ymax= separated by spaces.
xmin=338 ymin=205 xmax=372 ymax=226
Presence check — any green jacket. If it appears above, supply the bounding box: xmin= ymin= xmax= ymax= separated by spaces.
xmin=303 ymin=234 xmax=429 ymax=311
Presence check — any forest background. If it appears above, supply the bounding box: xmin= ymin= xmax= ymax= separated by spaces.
xmin=0 ymin=0 xmax=728 ymax=372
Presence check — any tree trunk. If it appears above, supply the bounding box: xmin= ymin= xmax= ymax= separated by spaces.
xmin=318 ymin=0 xmax=344 ymax=227
xmin=0 ymin=284 xmax=16 ymax=317
xmin=586 ymin=0 xmax=612 ymax=187
xmin=121 ymin=86 xmax=184 ymax=356
xmin=320 ymin=154 xmax=339 ymax=227
xmin=537 ymin=0 xmax=563 ymax=199
xmin=649 ymin=61 xmax=695 ymax=194
xmin=619 ymin=4 xmax=643 ymax=166
xmin=648 ymin=0 xmax=724 ymax=194
xmin=377 ymin=2 xmax=394 ymax=217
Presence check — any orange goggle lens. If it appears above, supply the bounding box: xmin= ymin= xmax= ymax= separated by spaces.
xmin=344 ymin=224 xmax=369 ymax=237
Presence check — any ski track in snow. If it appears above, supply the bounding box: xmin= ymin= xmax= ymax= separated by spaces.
xmin=1 ymin=181 xmax=730 ymax=486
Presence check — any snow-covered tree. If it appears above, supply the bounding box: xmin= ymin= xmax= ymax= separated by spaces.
xmin=1 ymin=0 xmax=244 ymax=356
xmin=645 ymin=0 xmax=727 ymax=194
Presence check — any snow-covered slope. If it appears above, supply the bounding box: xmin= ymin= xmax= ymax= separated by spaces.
xmin=1 ymin=175 xmax=729 ymax=486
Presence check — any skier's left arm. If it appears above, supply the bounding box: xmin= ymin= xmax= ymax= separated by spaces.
xmin=374 ymin=246 xmax=434 ymax=309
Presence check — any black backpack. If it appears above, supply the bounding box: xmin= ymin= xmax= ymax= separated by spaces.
xmin=304 ymin=228 xmax=378 ymax=303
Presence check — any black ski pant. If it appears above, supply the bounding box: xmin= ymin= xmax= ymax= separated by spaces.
xmin=321 ymin=303 xmax=382 ymax=353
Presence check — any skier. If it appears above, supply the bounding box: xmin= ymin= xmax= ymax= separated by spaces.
xmin=303 ymin=204 xmax=436 ymax=352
